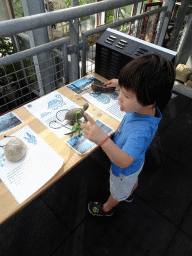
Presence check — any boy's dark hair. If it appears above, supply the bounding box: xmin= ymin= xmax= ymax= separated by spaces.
xmin=118 ymin=53 xmax=176 ymax=112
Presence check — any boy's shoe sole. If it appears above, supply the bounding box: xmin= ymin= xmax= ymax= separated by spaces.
xmin=88 ymin=202 xmax=114 ymax=216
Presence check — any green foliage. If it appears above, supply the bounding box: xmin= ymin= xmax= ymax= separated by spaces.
xmin=65 ymin=0 xmax=93 ymax=8
xmin=119 ymin=5 xmax=133 ymax=20
xmin=0 ymin=37 xmax=16 ymax=91
xmin=0 ymin=38 xmax=14 ymax=57
xmin=65 ymin=0 xmax=71 ymax=8
xmin=105 ymin=9 xmax=114 ymax=24
xmin=79 ymin=0 xmax=94 ymax=5
xmin=11 ymin=0 xmax=24 ymax=18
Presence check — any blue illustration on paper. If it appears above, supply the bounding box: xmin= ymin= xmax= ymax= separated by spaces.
xmin=89 ymin=92 xmax=110 ymax=104
xmin=24 ymin=133 xmax=37 ymax=145
xmin=47 ymin=94 xmax=65 ymax=110
xmin=68 ymin=134 xmax=95 ymax=155
xmin=110 ymin=92 xmax=119 ymax=100
xmin=0 ymin=153 xmax=5 ymax=167
xmin=40 ymin=112 xmax=51 ymax=118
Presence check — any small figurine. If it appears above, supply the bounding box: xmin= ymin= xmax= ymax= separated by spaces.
xmin=65 ymin=110 xmax=83 ymax=137
xmin=65 ymin=103 xmax=89 ymax=125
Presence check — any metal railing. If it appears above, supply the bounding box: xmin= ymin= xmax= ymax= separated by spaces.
xmin=0 ymin=0 xmax=142 ymax=37
xmin=0 ymin=0 xmax=173 ymax=115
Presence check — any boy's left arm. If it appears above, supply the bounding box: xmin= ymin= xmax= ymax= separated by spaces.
xmin=81 ymin=112 xmax=134 ymax=168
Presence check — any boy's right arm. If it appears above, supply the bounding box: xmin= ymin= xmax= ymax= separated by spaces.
xmin=100 ymin=137 xmax=134 ymax=169
xmin=81 ymin=112 xmax=134 ymax=169
xmin=105 ymin=79 xmax=119 ymax=89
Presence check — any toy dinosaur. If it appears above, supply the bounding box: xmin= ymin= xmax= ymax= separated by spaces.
xmin=65 ymin=103 xmax=89 ymax=125
xmin=64 ymin=110 xmax=83 ymax=137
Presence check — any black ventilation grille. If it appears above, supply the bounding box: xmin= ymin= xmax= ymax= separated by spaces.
xmin=108 ymin=52 xmax=120 ymax=79
xmin=97 ymin=46 xmax=109 ymax=77
xmin=134 ymin=47 xmax=149 ymax=57
xmin=95 ymin=43 xmax=133 ymax=79
xmin=105 ymin=35 xmax=117 ymax=45
xmin=95 ymin=28 xmax=177 ymax=80
xmin=115 ymin=39 xmax=128 ymax=49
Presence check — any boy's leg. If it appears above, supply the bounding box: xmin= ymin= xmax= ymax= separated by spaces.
xmin=130 ymin=181 xmax=138 ymax=195
xmin=102 ymin=181 xmax=138 ymax=212
xmin=102 ymin=194 xmax=119 ymax=212
xmin=124 ymin=181 xmax=138 ymax=203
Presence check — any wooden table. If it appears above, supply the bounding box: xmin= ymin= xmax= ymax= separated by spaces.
xmin=0 ymin=73 xmax=120 ymax=225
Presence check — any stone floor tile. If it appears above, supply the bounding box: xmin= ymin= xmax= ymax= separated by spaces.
xmin=89 ymin=147 xmax=111 ymax=172
xmin=52 ymin=233 xmax=93 ymax=256
xmin=136 ymin=152 xmax=192 ymax=225
xmin=155 ymin=92 xmax=191 ymax=137
xmin=164 ymin=231 xmax=192 ymax=256
xmin=173 ymin=100 xmax=192 ymax=126
xmin=75 ymin=196 xmax=176 ymax=256
xmin=152 ymin=119 xmax=192 ymax=170
xmin=180 ymin=203 xmax=192 ymax=239
xmin=41 ymin=156 xmax=110 ymax=230
xmin=0 ymin=197 xmax=69 ymax=256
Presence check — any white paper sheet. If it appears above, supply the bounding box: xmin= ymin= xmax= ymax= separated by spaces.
xmin=82 ymin=90 xmax=126 ymax=122
xmin=24 ymin=90 xmax=92 ymax=138
xmin=0 ymin=125 xmax=64 ymax=204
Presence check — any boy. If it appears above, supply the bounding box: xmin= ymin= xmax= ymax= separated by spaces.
xmin=81 ymin=53 xmax=175 ymax=216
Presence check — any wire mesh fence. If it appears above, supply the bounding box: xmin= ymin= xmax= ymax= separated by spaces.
xmin=173 ymin=4 xmax=192 ymax=51
xmin=83 ymin=32 xmax=102 ymax=76
xmin=0 ymin=45 xmax=67 ymax=115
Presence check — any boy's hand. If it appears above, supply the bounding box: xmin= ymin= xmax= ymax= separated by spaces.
xmin=81 ymin=112 xmax=107 ymax=145
xmin=104 ymin=79 xmax=119 ymax=89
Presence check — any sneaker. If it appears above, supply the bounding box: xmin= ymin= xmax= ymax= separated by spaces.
xmin=124 ymin=194 xmax=134 ymax=203
xmin=88 ymin=202 xmax=114 ymax=216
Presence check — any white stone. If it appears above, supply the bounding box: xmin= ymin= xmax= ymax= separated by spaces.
xmin=4 ymin=138 xmax=27 ymax=162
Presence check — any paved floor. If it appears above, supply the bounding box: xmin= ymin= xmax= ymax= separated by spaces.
xmin=1 ymin=90 xmax=192 ymax=256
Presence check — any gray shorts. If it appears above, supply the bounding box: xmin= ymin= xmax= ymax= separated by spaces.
xmin=110 ymin=164 xmax=144 ymax=202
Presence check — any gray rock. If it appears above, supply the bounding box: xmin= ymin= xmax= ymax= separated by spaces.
xmin=4 ymin=138 xmax=27 ymax=162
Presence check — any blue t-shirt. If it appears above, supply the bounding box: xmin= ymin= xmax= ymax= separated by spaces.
xmin=111 ymin=106 xmax=162 ymax=177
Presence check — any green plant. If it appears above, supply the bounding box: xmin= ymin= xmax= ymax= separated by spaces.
xmin=65 ymin=0 xmax=71 ymax=8
xmin=0 ymin=37 xmax=14 ymax=57
xmin=0 ymin=37 xmax=15 ymax=89
xmin=66 ymin=0 xmax=94 ymax=8
xmin=10 ymin=0 xmax=24 ymax=18
xmin=105 ymin=9 xmax=114 ymax=24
